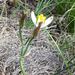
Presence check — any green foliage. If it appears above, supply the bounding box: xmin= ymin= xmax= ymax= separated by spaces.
xmin=35 ymin=0 xmax=53 ymax=15
xmin=55 ymin=0 xmax=75 ymax=14
xmin=68 ymin=10 xmax=75 ymax=33
xmin=55 ymin=0 xmax=75 ymax=33
xmin=25 ymin=19 xmax=34 ymax=28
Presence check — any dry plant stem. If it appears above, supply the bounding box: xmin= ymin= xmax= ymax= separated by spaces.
xmin=19 ymin=12 xmax=26 ymax=46
xmin=1 ymin=0 xmax=7 ymax=16
xmin=45 ymin=30 xmax=72 ymax=75
xmin=0 ymin=0 xmax=8 ymax=27
xmin=68 ymin=55 xmax=75 ymax=64
xmin=54 ymin=63 xmax=75 ymax=75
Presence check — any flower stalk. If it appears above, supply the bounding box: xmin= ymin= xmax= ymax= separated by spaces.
xmin=19 ymin=11 xmax=53 ymax=75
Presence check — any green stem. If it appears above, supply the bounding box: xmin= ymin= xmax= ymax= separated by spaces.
xmin=19 ymin=28 xmax=23 ymax=45
xmin=22 ymin=37 xmax=34 ymax=56
xmin=24 ymin=38 xmax=30 ymax=45
xmin=19 ymin=56 xmax=26 ymax=75
xmin=19 ymin=37 xmax=34 ymax=75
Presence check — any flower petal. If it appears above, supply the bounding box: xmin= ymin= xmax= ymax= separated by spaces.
xmin=41 ymin=16 xmax=54 ymax=28
xmin=36 ymin=23 xmax=39 ymax=27
xmin=31 ymin=11 xmax=36 ymax=25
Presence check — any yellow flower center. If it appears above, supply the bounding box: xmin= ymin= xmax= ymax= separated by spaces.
xmin=37 ymin=14 xmax=46 ymax=23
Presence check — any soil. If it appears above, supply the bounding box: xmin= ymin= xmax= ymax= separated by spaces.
xmin=0 ymin=17 xmax=63 ymax=75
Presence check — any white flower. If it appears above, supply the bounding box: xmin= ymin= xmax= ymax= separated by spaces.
xmin=31 ymin=11 xmax=54 ymax=29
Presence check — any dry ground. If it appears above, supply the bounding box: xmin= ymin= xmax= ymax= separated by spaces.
xmin=0 ymin=17 xmax=63 ymax=75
